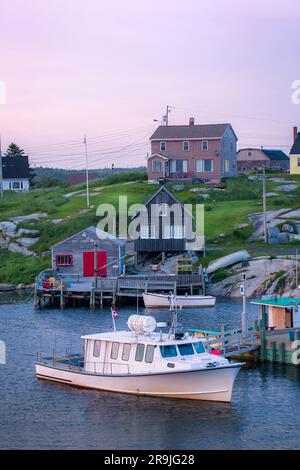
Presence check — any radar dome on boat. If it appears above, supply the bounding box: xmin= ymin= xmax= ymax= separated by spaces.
xmin=127 ymin=315 xmax=157 ymax=334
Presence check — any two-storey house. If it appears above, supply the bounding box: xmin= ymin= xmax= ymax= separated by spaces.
xmin=147 ymin=118 xmax=238 ymax=184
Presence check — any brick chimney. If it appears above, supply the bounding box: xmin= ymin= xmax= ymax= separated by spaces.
xmin=189 ymin=117 xmax=194 ymax=126
xmin=293 ymin=126 xmax=298 ymax=143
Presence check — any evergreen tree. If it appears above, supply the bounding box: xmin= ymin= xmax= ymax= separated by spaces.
xmin=4 ymin=143 xmax=25 ymax=157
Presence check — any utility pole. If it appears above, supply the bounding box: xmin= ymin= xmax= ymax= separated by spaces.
xmin=262 ymin=166 xmax=268 ymax=243
xmin=164 ymin=105 xmax=174 ymax=126
xmin=83 ymin=135 xmax=90 ymax=207
xmin=240 ymin=273 xmax=247 ymax=332
xmin=0 ymin=134 xmax=3 ymax=199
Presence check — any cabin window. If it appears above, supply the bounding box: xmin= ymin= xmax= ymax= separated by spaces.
xmin=164 ymin=225 xmax=185 ymax=239
xmin=160 ymin=141 xmax=166 ymax=151
xmin=56 ymin=254 xmax=73 ymax=266
xmin=178 ymin=343 xmax=194 ymax=356
xmin=145 ymin=345 xmax=155 ymax=363
xmin=193 ymin=342 xmax=205 ymax=354
xmin=110 ymin=342 xmax=120 ymax=360
xmin=93 ymin=340 xmax=101 ymax=357
xmin=160 ymin=345 xmax=177 ymax=358
xmin=202 ymin=140 xmax=209 ymax=151
xmin=141 ymin=225 xmax=156 ymax=239
xmin=152 ymin=159 xmax=162 ymax=172
xmin=135 ymin=343 xmax=145 ymax=362
xmin=183 ymin=141 xmax=189 ymax=151
xmin=122 ymin=343 xmax=131 ymax=361
xmin=196 ymin=159 xmax=213 ymax=172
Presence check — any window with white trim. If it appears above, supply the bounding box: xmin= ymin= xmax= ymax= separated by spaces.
xmin=170 ymin=159 xmax=188 ymax=173
xmin=224 ymin=159 xmax=230 ymax=172
xmin=202 ymin=140 xmax=208 ymax=151
xmin=164 ymin=225 xmax=185 ymax=239
xmin=11 ymin=181 xmax=21 ymax=189
xmin=110 ymin=342 xmax=120 ymax=360
xmin=152 ymin=159 xmax=162 ymax=172
xmin=160 ymin=141 xmax=166 ymax=151
xmin=145 ymin=345 xmax=155 ymax=363
xmin=141 ymin=225 xmax=156 ymax=239
xmin=93 ymin=340 xmax=101 ymax=357
xmin=183 ymin=141 xmax=189 ymax=151
xmin=196 ymin=159 xmax=213 ymax=172
xmin=56 ymin=255 xmax=73 ymax=266
xmin=122 ymin=343 xmax=131 ymax=361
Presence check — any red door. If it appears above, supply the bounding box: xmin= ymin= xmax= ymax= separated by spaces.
xmin=83 ymin=251 xmax=107 ymax=277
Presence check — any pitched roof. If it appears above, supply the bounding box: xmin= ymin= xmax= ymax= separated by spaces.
xmin=261 ymin=149 xmax=289 ymax=161
xmin=1 ymin=156 xmax=29 ymax=179
xmin=51 ymin=226 xmax=125 ymax=249
xmin=150 ymin=123 xmax=236 ymax=141
xmin=290 ymin=133 xmax=300 ymax=155
xmin=66 ymin=172 xmax=99 ymax=185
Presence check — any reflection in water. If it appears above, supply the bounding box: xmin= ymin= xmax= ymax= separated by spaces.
xmin=0 ymin=298 xmax=300 ymax=449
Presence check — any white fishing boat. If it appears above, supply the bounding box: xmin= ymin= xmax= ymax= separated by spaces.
xmin=36 ymin=310 xmax=243 ymax=402
xmin=143 ymin=292 xmax=216 ymax=308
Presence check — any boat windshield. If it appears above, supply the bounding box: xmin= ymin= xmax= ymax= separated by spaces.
xmin=193 ymin=342 xmax=205 ymax=354
xmin=160 ymin=345 xmax=177 ymax=358
xmin=178 ymin=343 xmax=194 ymax=356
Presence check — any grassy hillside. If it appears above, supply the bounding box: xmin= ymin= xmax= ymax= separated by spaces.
xmin=1 ymin=172 xmax=300 ymax=285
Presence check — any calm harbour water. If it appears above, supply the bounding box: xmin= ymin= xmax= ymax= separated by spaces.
xmin=1 ymin=295 xmax=300 ymax=450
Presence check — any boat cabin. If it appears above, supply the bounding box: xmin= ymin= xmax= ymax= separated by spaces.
xmin=81 ymin=321 xmax=222 ymax=375
xmin=251 ymin=297 xmax=300 ymax=330
xmin=51 ymin=226 xmax=126 ymax=278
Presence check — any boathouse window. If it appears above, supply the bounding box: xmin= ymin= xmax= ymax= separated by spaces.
xmin=56 ymin=254 xmax=73 ymax=266
xmin=110 ymin=342 xmax=120 ymax=360
xmin=178 ymin=343 xmax=194 ymax=356
xmin=164 ymin=225 xmax=185 ymax=239
xmin=122 ymin=343 xmax=131 ymax=361
xmin=93 ymin=340 xmax=101 ymax=357
xmin=158 ymin=203 xmax=167 ymax=216
xmin=193 ymin=342 xmax=205 ymax=354
xmin=135 ymin=343 xmax=145 ymax=362
xmin=160 ymin=345 xmax=177 ymax=358
xmin=141 ymin=225 xmax=156 ymax=239
xmin=145 ymin=345 xmax=155 ymax=363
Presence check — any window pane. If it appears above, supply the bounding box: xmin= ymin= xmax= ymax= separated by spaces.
xmin=160 ymin=142 xmax=166 ymax=151
xmin=122 ymin=343 xmax=131 ymax=361
xmin=183 ymin=141 xmax=189 ymax=151
xmin=93 ymin=340 xmax=101 ymax=357
xmin=160 ymin=345 xmax=177 ymax=358
xmin=193 ymin=342 xmax=205 ymax=354
xmin=202 ymin=140 xmax=208 ymax=150
xmin=182 ymin=160 xmax=187 ymax=172
xmin=110 ymin=342 xmax=120 ymax=360
xmin=204 ymin=160 xmax=212 ymax=172
xmin=145 ymin=345 xmax=155 ymax=363
xmin=196 ymin=160 xmax=203 ymax=172
xmin=135 ymin=343 xmax=145 ymax=362
xmin=12 ymin=182 xmax=20 ymax=189
xmin=153 ymin=160 xmax=162 ymax=172
xmin=178 ymin=343 xmax=194 ymax=356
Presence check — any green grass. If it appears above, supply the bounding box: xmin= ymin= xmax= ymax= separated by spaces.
xmin=1 ymin=172 xmax=300 ymax=284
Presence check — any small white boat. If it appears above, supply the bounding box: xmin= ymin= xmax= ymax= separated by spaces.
xmin=143 ymin=292 xmax=216 ymax=308
xmin=36 ymin=312 xmax=243 ymax=402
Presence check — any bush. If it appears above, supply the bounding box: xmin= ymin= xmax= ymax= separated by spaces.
xmin=211 ymin=268 xmax=230 ymax=283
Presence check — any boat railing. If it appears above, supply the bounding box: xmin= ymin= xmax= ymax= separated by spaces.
xmin=37 ymin=353 xmax=130 ymax=375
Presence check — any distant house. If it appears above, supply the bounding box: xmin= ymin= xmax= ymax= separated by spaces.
xmin=237 ymin=148 xmax=289 ymax=174
xmin=134 ymin=186 xmax=204 ymax=264
xmin=66 ymin=172 xmax=99 ymax=186
xmin=51 ymin=226 xmax=126 ymax=278
xmin=290 ymin=126 xmax=300 ymax=175
xmin=147 ymin=119 xmax=238 ymax=184
xmin=1 ymin=156 xmax=30 ymax=191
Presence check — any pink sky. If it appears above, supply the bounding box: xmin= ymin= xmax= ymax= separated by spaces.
xmin=0 ymin=0 xmax=299 ymax=169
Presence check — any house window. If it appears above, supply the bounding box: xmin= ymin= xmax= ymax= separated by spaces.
xmin=160 ymin=141 xmax=166 ymax=151
xmin=110 ymin=342 xmax=120 ymax=360
xmin=12 ymin=181 xmax=21 ymax=190
xmin=56 ymin=254 xmax=73 ymax=266
xmin=248 ymin=151 xmax=252 ymax=156
xmin=170 ymin=159 xmax=188 ymax=173
xmin=141 ymin=225 xmax=156 ymax=239
xmin=164 ymin=225 xmax=185 ymax=239
xmin=135 ymin=343 xmax=145 ymax=362
xmin=145 ymin=345 xmax=155 ymax=363
xmin=158 ymin=203 xmax=167 ymax=216
xmin=93 ymin=340 xmax=101 ymax=357
xmin=122 ymin=343 xmax=131 ymax=361
xmin=224 ymin=159 xmax=230 ymax=172
xmin=202 ymin=140 xmax=209 ymax=151
xmin=152 ymin=159 xmax=162 ymax=173
xmin=183 ymin=141 xmax=189 ymax=151
xmin=196 ymin=159 xmax=214 ymax=172
xmin=297 ymin=157 xmax=300 ymax=167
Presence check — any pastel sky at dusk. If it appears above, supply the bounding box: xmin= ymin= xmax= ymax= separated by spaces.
xmin=0 ymin=0 xmax=299 ymax=169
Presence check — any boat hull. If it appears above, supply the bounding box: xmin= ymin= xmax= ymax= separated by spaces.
xmin=36 ymin=363 xmax=241 ymax=402
xmin=143 ymin=293 xmax=216 ymax=308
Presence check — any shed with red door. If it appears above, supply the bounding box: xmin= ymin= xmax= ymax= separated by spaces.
xmin=51 ymin=226 xmax=126 ymax=278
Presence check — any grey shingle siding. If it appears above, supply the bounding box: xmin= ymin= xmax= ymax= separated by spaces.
xmin=221 ymin=126 xmax=238 ymax=177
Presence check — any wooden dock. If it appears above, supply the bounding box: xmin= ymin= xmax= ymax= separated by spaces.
xmin=34 ymin=271 xmax=205 ymax=309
